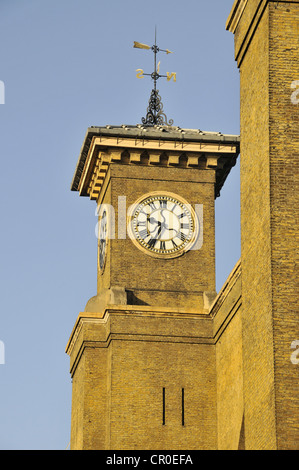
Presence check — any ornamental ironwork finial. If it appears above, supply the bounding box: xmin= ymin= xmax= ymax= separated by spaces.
xmin=134 ymin=28 xmax=176 ymax=126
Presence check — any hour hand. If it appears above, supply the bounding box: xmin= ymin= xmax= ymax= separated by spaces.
xmin=150 ymin=223 xmax=162 ymax=240
xmin=148 ymin=216 xmax=161 ymax=225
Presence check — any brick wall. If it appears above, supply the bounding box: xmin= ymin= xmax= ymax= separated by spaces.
xmin=212 ymin=261 xmax=243 ymax=450
xmin=268 ymin=1 xmax=299 ymax=450
xmin=97 ymin=163 xmax=216 ymax=309
xmin=228 ymin=0 xmax=299 ymax=450
xmin=67 ymin=307 xmax=218 ymax=450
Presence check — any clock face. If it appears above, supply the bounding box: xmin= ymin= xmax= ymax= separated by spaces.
xmin=98 ymin=208 xmax=108 ymax=271
xmin=127 ymin=192 xmax=198 ymax=259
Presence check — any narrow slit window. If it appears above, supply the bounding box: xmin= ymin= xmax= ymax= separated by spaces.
xmin=162 ymin=388 xmax=166 ymax=425
xmin=182 ymin=388 xmax=185 ymax=426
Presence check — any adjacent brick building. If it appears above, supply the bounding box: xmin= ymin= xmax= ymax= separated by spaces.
xmin=226 ymin=0 xmax=299 ymax=450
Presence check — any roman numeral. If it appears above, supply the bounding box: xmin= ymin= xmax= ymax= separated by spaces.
xmin=178 ymin=232 xmax=187 ymax=242
xmin=160 ymin=241 xmax=166 ymax=251
xmin=138 ymin=209 xmax=149 ymax=220
xmin=180 ymin=223 xmax=189 ymax=230
xmin=137 ymin=220 xmax=146 ymax=227
xmin=139 ymin=229 xmax=148 ymax=239
xmin=159 ymin=199 xmax=167 ymax=209
xmin=148 ymin=201 xmax=156 ymax=211
xmin=148 ymin=238 xmax=157 ymax=248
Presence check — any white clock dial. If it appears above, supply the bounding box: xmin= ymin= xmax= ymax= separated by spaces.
xmin=127 ymin=192 xmax=198 ymax=259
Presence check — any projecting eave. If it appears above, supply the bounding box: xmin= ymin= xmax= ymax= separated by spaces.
xmin=71 ymin=125 xmax=240 ymax=199
xmin=226 ymin=0 xmax=248 ymax=33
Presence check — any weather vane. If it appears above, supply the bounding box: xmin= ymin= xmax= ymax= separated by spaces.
xmin=134 ymin=29 xmax=176 ymax=126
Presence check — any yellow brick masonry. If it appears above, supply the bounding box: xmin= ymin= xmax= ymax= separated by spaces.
xmin=66 ymin=259 xmax=242 ymax=450
xmin=66 ymin=127 xmax=240 ymax=450
xmin=66 ymin=306 xmax=217 ymax=450
xmin=102 ymin=164 xmax=216 ymax=309
xmin=268 ymin=2 xmax=299 ymax=450
xmin=227 ymin=0 xmax=299 ymax=450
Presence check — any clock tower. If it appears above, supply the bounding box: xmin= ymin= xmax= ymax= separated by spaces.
xmin=66 ymin=124 xmax=240 ymax=450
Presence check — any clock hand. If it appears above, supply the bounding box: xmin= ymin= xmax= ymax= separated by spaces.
xmin=160 ymin=210 xmax=178 ymax=234
xmin=159 ymin=225 xmax=167 ymax=240
xmin=147 ymin=217 xmax=161 ymax=240
xmin=161 ymin=221 xmax=178 ymax=238
xmin=156 ymin=225 xmax=162 ymax=239
xmin=160 ymin=218 xmax=176 ymax=232
xmin=148 ymin=217 xmax=161 ymax=225
xmin=153 ymin=222 xmax=163 ymax=238
xmin=149 ymin=223 xmax=163 ymax=240
xmin=160 ymin=210 xmax=167 ymax=225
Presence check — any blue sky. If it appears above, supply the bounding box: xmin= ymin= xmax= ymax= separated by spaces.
xmin=0 ymin=0 xmax=240 ymax=449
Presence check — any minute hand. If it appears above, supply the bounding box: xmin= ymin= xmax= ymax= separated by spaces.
xmin=163 ymin=222 xmax=178 ymax=237
xmin=160 ymin=210 xmax=177 ymax=233
xmin=154 ymin=224 xmax=162 ymax=239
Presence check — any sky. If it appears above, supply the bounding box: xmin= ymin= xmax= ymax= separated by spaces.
xmin=0 ymin=0 xmax=240 ymax=450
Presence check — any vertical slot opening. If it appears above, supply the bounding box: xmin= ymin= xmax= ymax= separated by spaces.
xmin=182 ymin=388 xmax=185 ymax=426
xmin=162 ymin=387 xmax=166 ymax=425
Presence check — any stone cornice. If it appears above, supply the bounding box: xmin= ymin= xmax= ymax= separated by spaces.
xmin=65 ymin=305 xmax=213 ymax=376
xmin=66 ymin=264 xmax=242 ymax=377
xmin=71 ymin=126 xmax=240 ymax=200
